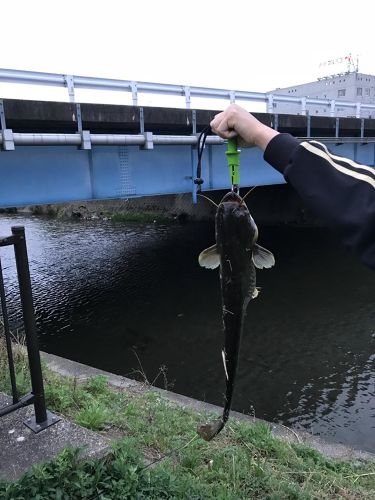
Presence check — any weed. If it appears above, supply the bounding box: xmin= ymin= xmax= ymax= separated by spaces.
xmin=75 ymin=400 xmax=110 ymax=430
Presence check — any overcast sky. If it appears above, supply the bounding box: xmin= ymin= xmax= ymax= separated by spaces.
xmin=1 ymin=0 xmax=374 ymax=107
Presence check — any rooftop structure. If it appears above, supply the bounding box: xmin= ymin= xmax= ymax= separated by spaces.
xmin=270 ymin=71 xmax=375 ymax=118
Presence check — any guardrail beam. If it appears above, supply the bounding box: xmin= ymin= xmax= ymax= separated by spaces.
xmin=2 ymin=68 xmax=375 ymax=115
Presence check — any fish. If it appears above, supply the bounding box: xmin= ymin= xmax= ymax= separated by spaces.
xmin=197 ymin=190 xmax=275 ymax=441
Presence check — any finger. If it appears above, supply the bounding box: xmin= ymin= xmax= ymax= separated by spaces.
xmin=210 ymin=112 xmax=225 ymax=130
xmin=216 ymin=116 xmax=236 ymax=136
xmin=212 ymin=128 xmax=237 ymax=140
xmin=223 ymin=129 xmax=238 ymax=139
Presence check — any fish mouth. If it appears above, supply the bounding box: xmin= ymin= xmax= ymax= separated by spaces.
xmin=221 ymin=191 xmax=242 ymax=204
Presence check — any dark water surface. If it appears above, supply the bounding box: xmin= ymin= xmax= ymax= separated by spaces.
xmin=0 ymin=214 xmax=374 ymax=453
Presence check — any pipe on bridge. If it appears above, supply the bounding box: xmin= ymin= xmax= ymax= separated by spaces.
xmin=0 ymin=133 xmax=225 ymax=147
xmin=1 ymin=133 xmax=374 ymax=147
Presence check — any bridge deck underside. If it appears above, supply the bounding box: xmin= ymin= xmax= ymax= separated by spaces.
xmin=0 ymin=142 xmax=374 ymax=208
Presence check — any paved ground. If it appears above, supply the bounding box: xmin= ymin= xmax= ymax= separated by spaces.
xmin=0 ymin=393 xmax=110 ymax=482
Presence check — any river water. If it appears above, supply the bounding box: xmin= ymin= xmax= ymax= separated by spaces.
xmin=0 ymin=213 xmax=374 ymax=453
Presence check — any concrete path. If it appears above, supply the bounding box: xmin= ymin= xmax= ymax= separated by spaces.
xmin=0 ymin=393 xmax=109 ymax=482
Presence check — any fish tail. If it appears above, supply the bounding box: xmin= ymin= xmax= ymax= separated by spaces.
xmin=197 ymin=418 xmax=225 ymax=441
xmin=197 ymin=397 xmax=233 ymax=441
xmin=222 ymin=406 xmax=231 ymax=424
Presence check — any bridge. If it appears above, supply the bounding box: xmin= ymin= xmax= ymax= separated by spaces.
xmin=1 ymin=69 xmax=375 ymax=208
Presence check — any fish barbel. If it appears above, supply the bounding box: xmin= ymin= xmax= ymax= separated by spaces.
xmin=197 ymin=191 xmax=275 ymax=440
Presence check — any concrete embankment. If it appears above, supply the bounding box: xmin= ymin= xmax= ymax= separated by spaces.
xmin=16 ymin=184 xmax=319 ymax=226
xmin=43 ymin=351 xmax=374 ymax=462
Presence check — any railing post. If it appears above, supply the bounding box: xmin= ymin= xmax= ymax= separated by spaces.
xmin=0 ymin=100 xmax=15 ymax=151
xmin=75 ymin=103 xmax=91 ymax=150
xmin=0 ymin=99 xmax=6 ymax=130
xmin=307 ymin=114 xmax=311 ymax=138
xmin=272 ymin=114 xmax=278 ymax=131
xmin=0 ymin=258 xmax=18 ymax=404
xmin=267 ymin=94 xmax=273 ymax=114
xmin=191 ymin=109 xmax=197 ymax=135
xmin=139 ymin=107 xmax=145 ymax=134
xmin=184 ymin=86 xmax=191 ymax=109
xmin=75 ymin=103 xmax=83 ymax=134
xmin=65 ymin=75 xmax=75 ymax=103
xmin=11 ymin=226 xmax=59 ymax=432
xmin=131 ymin=81 xmax=138 ymax=106
xmin=330 ymin=100 xmax=336 ymax=117
xmin=356 ymin=103 xmax=361 ymax=119
xmin=360 ymin=118 xmax=365 ymax=141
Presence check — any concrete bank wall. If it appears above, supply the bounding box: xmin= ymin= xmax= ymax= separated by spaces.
xmin=19 ymin=184 xmax=318 ymax=226
xmin=43 ymin=351 xmax=374 ymax=461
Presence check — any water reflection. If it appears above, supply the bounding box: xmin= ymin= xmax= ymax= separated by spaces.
xmin=0 ymin=214 xmax=374 ymax=452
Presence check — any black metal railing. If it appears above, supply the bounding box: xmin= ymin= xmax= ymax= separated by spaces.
xmin=0 ymin=226 xmax=58 ymax=432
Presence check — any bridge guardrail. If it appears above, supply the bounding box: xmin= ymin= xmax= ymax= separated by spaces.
xmin=1 ymin=68 xmax=375 ymax=118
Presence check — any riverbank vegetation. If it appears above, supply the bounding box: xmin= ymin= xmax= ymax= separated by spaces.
xmin=0 ymin=339 xmax=374 ymax=499
xmin=108 ymin=211 xmax=174 ymax=223
xmin=10 ymin=205 xmax=185 ymax=223
xmin=3 ymin=191 xmax=214 ymax=223
xmin=19 ymin=204 xmax=177 ymax=223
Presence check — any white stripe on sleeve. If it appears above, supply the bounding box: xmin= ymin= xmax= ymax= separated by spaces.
xmin=300 ymin=142 xmax=375 ymax=189
xmin=309 ymin=141 xmax=375 ymax=176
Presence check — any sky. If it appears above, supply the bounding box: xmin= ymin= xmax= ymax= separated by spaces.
xmin=1 ymin=0 xmax=375 ymax=108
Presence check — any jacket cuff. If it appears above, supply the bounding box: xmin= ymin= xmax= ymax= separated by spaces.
xmin=263 ymin=133 xmax=300 ymax=173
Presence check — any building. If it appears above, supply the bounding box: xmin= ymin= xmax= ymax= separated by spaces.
xmin=269 ymin=71 xmax=375 ymax=118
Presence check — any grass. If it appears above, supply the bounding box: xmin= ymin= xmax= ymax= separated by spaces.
xmin=0 ymin=337 xmax=374 ymax=499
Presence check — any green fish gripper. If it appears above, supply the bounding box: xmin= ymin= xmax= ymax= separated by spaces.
xmin=226 ymin=137 xmax=240 ymax=189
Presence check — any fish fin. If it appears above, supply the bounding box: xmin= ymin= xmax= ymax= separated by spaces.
xmin=222 ymin=350 xmax=229 ymax=380
xmin=252 ymin=244 xmax=275 ymax=269
xmin=251 ymin=287 xmax=261 ymax=299
xmin=198 ymin=244 xmax=220 ymax=269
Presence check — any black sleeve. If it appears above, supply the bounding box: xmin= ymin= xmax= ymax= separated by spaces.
xmin=264 ymin=133 xmax=375 ymax=269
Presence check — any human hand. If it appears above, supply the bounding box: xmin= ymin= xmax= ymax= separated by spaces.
xmin=210 ymin=104 xmax=279 ymax=151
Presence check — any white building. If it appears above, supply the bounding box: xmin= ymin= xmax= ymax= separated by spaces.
xmin=269 ymin=72 xmax=375 ymax=118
